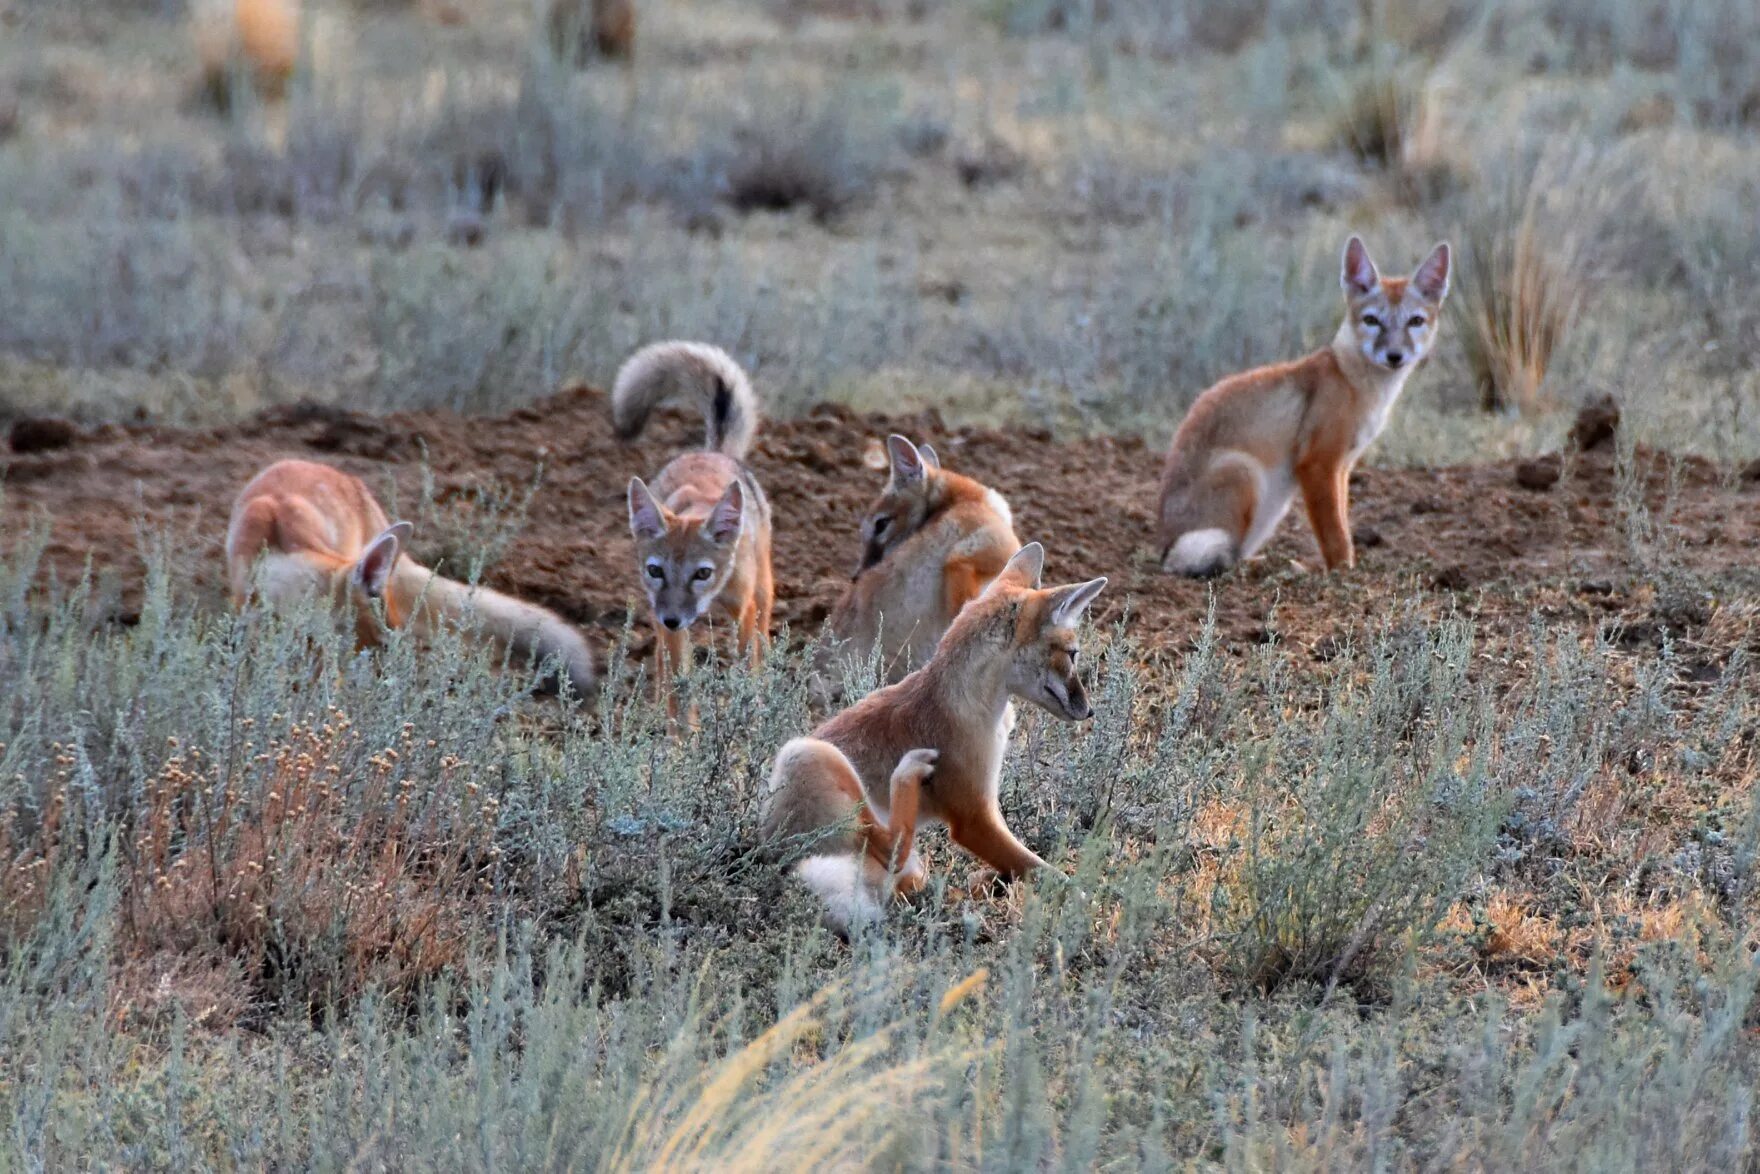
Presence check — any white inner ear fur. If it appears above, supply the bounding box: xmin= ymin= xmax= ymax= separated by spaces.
xmin=1050 ymin=577 xmax=1107 ymax=627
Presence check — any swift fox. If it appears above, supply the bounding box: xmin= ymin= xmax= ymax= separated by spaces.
xmin=615 ymin=342 xmax=774 ymax=698
xmin=227 ymin=459 xmax=596 ymax=696
xmin=822 ymin=434 xmax=1020 ymax=684
xmin=1158 ymin=236 xmax=1451 ymax=576
xmin=763 ymin=543 xmax=1106 ymax=934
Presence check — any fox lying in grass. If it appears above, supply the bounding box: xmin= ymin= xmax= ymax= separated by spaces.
xmin=821 ymin=434 xmax=1020 ymax=685
xmin=1158 ymin=236 xmax=1452 ymax=576
xmin=227 ymin=458 xmax=595 ymax=696
xmin=615 ymin=342 xmax=775 ymax=704
xmin=764 ymin=542 xmax=1105 ymax=935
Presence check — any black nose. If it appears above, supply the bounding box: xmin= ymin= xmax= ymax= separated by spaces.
xmin=1385 ymin=352 xmax=1405 ymax=368
xmin=662 ymin=616 xmax=681 ymax=630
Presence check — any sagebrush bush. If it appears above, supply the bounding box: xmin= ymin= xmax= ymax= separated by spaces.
xmin=2 ymin=510 xmax=1759 ymax=1164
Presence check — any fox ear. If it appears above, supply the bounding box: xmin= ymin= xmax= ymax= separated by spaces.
xmin=707 ymin=481 xmax=745 ymax=545
xmin=1411 ymin=242 xmax=1451 ymax=303
xmin=861 ymin=437 xmax=890 ymax=471
xmin=1047 ymin=577 xmax=1107 ymax=628
xmin=1341 ymin=236 xmax=1379 ymax=299
xmin=917 ymin=443 xmax=941 ymax=470
xmin=987 ymin=542 xmax=1044 ymax=593
xmin=353 ymin=521 xmax=412 ymax=599
xmin=628 ymin=478 xmax=667 ymax=541
xmin=887 ymin=435 xmax=927 ymax=488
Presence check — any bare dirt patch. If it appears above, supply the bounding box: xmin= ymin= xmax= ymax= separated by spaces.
xmin=5 ymin=387 xmax=1758 ymax=679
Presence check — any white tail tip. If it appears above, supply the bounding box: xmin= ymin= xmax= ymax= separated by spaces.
xmin=795 ymin=855 xmax=885 ymax=937
xmin=1165 ymin=528 xmax=1236 ymax=577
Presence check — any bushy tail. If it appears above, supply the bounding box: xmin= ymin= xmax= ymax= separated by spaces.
xmin=794 ymin=855 xmax=886 ymax=938
xmin=611 ymin=341 xmax=759 ymax=459
xmin=417 ymin=574 xmax=598 ymax=698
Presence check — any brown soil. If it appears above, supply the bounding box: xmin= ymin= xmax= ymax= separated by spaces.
xmin=5 ymin=388 xmax=1759 ymax=679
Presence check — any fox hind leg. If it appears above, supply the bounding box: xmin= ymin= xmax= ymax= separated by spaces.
xmin=1160 ymin=453 xmax=1261 ymax=578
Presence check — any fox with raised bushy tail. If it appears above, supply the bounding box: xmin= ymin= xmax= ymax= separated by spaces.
xmin=763 ymin=543 xmax=1105 ymax=935
xmin=615 ymin=342 xmax=774 ymax=704
xmin=1158 ymin=236 xmax=1451 ymax=577
xmin=227 ymin=459 xmax=596 ymax=696
xmin=821 ymin=433 xmax=1020 ymax=686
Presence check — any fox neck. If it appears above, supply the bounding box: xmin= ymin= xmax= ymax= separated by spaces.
xmin=920 ymin=633 xmax=1013 ymax=732
xmin=1328 ymin=320 xmax=1414 ymax=406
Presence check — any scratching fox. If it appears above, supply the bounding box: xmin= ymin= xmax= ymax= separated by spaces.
xmin=1158 ymin=236 xmax=1451 ymax=576
xmin=763 ymin=543 xmax=1106 ymax=934
xmin=821 ymin=434 xmax=1020 ymax=685
xmin=227 ymin=459 xmax=596 ymax=696
xmin=616 ymin=342 xmax=775 ymax=700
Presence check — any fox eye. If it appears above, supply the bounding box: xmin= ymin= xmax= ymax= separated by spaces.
xmin=1362 ymin=313 xmax=1381 ymax=328
xmin=692 ymin=566 xmax=713 ymax=582
xmin=872 ymin=516 xmax=891 ymax=536
xmin=1407 ymin=315 xmax=1427 ymax=328
xmin=1068 ymin=648 xmax=1079 ymax=667
xmin=645 ymin=563 xmax=664 ymax=581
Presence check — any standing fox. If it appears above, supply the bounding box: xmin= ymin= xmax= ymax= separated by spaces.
xmin=1158 ymin=236 xmax=1451 ymax=576
xmin=227 ymin=459 xmax=596 ymax=696
xmin=822 ymin=434 xmax=1020 ymax=684
xmin=763 ymin=543 xmax=1106 ymax=934
xmin=615 ymin=342 xmax=775 ymax=700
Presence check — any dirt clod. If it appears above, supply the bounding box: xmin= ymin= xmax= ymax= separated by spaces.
xmin=1515 ymin=456 xmax=1562 ymax=491
xmin=1569 ymin=395 xmax=1621 ymax=452
xmin=9 ymin=416 xmax=81 ymax=454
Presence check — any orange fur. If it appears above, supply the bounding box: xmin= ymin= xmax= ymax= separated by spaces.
xmin=765 ymin=544 xmax=1106 ymax=932
xmin=823 ymin=436 xmax=1019 ymax=684
xmin=616 ymin=342 xmax=774 ymax=711
xmin=227 ymin=459 xmax=596 ymax=696
xmin=1158 ymin=237 xmax=1451 ymax=577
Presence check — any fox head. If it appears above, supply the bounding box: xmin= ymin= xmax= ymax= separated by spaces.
xmin=344 ymin=520 xmax=414 ymax=646
xmin=1340 ymin=237 xmax=1451 ymax=374
xmin=953 ymin=543 xmax=1106 ymax=721
xmin=853 ymin=434 xmax=941 ymax=576
xmin=628 ymin=477 xmax=744 ymax=632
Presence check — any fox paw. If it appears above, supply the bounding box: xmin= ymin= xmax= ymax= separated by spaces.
xmin=891 ymin=748 xmax=939 ymax=786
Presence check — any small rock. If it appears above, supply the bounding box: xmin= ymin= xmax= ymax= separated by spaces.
xmin=8 ymin=416 xmax=81 ymax=454
xmin=1569 ymin=395 xmax=1620 ymax=452
xmin=1515 ymin=455 xmax=1561 ymax=491
xmin=1577 ymin=579 xmax=1615 ymax=597
xmin=1410 ymin=496 xmax=1445 ymax=515
xmin=1353 ymin=524 xmax=1384 ymax=549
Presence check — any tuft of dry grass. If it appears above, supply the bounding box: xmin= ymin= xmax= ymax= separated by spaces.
xmin=1454 ymin=148 xmax=1618 ymax=416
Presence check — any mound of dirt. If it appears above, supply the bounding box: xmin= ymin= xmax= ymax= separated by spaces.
xmin=5 ymin=386 xmax=1757 ymax=675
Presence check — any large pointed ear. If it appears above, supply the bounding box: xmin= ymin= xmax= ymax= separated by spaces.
xmin=1410 ymin=241 xmax=1451 ymax=303
xmin=917 ymin=442 xmax=941 ymax=470
xmin=986 ymin=542 xmax=1044 ymax=594
xmin=886 ymin=434 xmax=928 ymax=489
xmin=628 ymin=478 xmax=668 ymax=541
xmin=1341 ymin=236 xmax=1379 ymax=299
xmin=706 ymin=481 xmax=745 ymax=545
xmin=353 ymin=521 xmax=412 ymax=599
xmin=1047 ymin=577 xmax=1107 ymax=628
